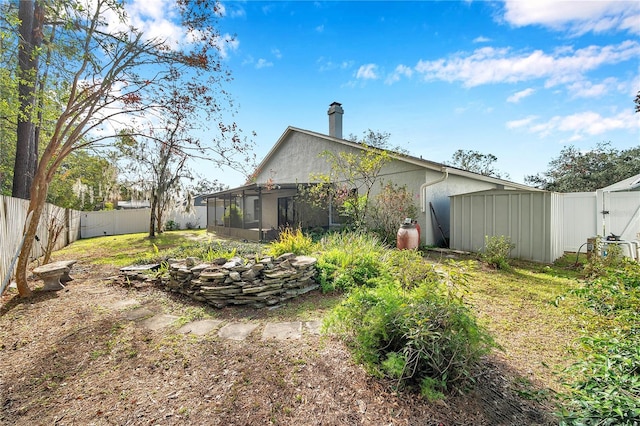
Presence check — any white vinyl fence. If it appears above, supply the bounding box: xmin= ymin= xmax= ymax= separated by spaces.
xmin=563 ymin=191 xmax=640 ymax=252
xmin=1 ymin=195 xmax=81 ymax=287
xmin=79 ymin=206 xmax=206 ymax=239
xmin=2 ymin=194 xmax=206 ymax=286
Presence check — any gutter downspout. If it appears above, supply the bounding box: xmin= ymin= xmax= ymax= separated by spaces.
xmin=419 ymin=168 xmax=449 ymax=245
xmin=420 ymin=168 xmax=449 ymax=213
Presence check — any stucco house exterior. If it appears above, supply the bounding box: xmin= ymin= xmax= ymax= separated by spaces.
xmin=205 ymin=102 xmax=540 ymax=246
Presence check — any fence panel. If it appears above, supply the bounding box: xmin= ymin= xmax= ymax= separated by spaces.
xmin=80 ymin=209 xmax=149 ymax=239
xmin=1 ymin=195 xmax=83 ymax=287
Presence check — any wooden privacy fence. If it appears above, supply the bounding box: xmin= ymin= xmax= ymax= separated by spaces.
xmin=0 ymin=195 xmax=81 ymax=286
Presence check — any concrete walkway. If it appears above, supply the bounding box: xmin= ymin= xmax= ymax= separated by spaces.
xmin=108 ymin=299 xmax=322 ymax=341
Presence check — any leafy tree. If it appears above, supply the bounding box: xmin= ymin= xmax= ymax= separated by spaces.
xmin=309 ymin=143 xmax=390 ymax=229
xmin=448 ymin=149 xmax=509 ymax=179
xmin=12 ymin=0 xmax=45 ymax=199
xmin=525 ymin=142 xmax=640 ymax=192
xmin=0 ymin=2 xmax=20 ymax=195
xmin=12 ymin=0 xmax=250 ymax=297
xmin=348 ymin=129 xmax=409 ymax=154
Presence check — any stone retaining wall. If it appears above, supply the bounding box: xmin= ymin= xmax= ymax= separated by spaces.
xmin=162 ymin=253 xmax=319 ymax=308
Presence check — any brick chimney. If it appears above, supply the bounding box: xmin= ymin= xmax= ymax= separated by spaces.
xmin=327 ymin=102 xmax=343 ymax=139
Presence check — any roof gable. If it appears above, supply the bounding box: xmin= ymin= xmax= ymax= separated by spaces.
xmin=253 ymin=126 xmax=538 ymax=191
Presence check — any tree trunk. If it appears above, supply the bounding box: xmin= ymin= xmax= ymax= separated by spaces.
xmin=149 ymin=193 xmax=157 ymax=238
xmin=13 ymin=0 xmax=44 ymax=199
xmin=15 ymin=176 xmax=48 ymax=297
xmin=156 ymin=201 xmax=164 ymax=234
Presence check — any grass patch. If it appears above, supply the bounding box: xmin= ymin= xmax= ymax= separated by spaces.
xmin=54 ymin=230 xmax=264 ymax=268
xmin=463 ymin=261 xmax=586 ymax=391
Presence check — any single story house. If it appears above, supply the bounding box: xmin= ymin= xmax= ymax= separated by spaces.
xmin=204 ymin=102 xmax=540 ymax=246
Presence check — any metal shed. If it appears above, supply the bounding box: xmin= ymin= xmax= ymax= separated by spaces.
xmin=449 ymin=189 xmax=564 ymax=263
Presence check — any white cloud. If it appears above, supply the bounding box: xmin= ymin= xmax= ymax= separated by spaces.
xmin=506 ymin=115 xmax=539 ymax=129
xmin=507 ymin=110 xmax=640 ymax=140
xmin=317 ymin=57 xmax=353 ymax=72
xmin=316 ymin=24 xmax=325 ymax=33
xmin=272 ymin=48 xmax=282 ymax=59
xmin=566 ymin=78 xmax=618 ymax=98
xmin=256 ymin=58 xmax=273 ymax=69
xmin=473 ymin=36 xmax=491 ymax=43
xmin=214 ymin=33 xmax=240 ymax=59
xmin=356 ymin=64 xmax=379 ymax=80
xmin=507 ymin=88 xmax=535 ymax=103
xmin=385 ymin=64 xmax=413 ymax=84
xmin=105 ymin=0 xmax=184 ymax=48
xmin=502 ymin=0 xmax=640 ymax=35
xmin=414 ymin=41 xmax=640 ymax=88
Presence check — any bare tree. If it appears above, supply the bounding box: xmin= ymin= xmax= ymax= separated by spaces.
xmin=117 ymin=65 xmax=255 ymax=237
xmin=13 ymin=0 xmax=250 ymax=297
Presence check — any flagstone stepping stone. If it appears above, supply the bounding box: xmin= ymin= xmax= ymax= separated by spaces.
xmin=217 ymin=323 xmax=258 ymax=341
xmin=177 ymin=319 xmax=224 ymax=336
xmin=262 ymin=322 xmax=302 ymax=340
xmin=85 ymin=286 xmax=110 ymax=295
xmin=140 ymin=314 xmax=179 ymax=331
xmin=108 ymin=299 xmax=140 ymax=310
xmin=304 ymin=320 xmax=323 ymax=335
xmin=123 ymin=307 xmax=155 ymax=321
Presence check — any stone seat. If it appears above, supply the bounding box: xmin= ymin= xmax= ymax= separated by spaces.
xmin=33 ymin=260 xmax=77 ymax=291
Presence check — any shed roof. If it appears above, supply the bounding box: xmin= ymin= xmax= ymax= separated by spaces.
xmin=600 ymin=173 xmax=640 ymax=192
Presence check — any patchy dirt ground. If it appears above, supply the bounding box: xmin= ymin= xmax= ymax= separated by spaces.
xmin=0 ymin=261 xmax=558 ymax=426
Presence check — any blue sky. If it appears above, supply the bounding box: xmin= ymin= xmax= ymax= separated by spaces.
xmin=128 ymin=1 xmax=640 ymax=187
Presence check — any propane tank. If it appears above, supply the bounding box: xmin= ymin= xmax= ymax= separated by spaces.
xmin=397 ymin=218 xmax=419 ymax=250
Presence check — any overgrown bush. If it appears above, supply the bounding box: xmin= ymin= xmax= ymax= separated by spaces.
xmin=382 ymin=249 xmax=439 ymax=291
xmin=481 ymin=235 xmax=515 ymax=269
xmin=315 ymin=231 xmax=388 ymax=292
xmin=324 ymin=275 xmax=494 ymax=397
xmin=558 ymin=259 xmax=640 ymax=425
xmin=559 ymin=331 xmax=640 ymax=425
xmin=369 ymin=182 xmax=418 ymax=244
xmin=267 ymin=228 xmax=316 ymax=257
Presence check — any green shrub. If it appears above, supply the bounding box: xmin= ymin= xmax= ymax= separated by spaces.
xmin=324 ymin=277 xmax=494 ymax=395
xmin=481 ymin=235 xmax=515 ymax=270
xmin=165 ymin=220 xmax=179 ymax=231
xmin=267 ymin=228 xmax=316 ymax=257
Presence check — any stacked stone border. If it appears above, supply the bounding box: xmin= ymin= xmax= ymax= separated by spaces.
xmin=123 ymin=253 xmax=319 ymax=309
